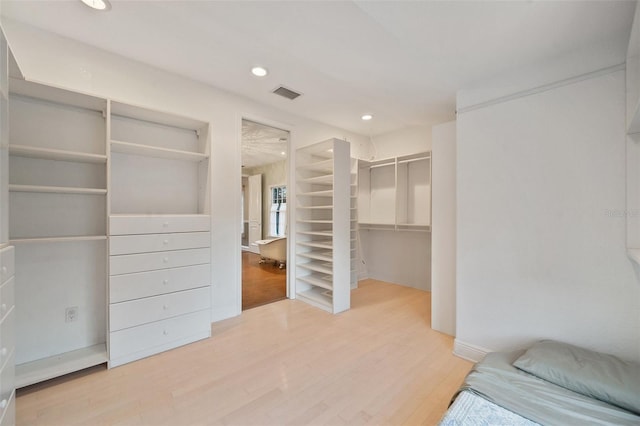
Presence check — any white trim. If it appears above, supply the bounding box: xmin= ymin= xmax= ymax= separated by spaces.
xmin=457 ymin=63 xmax=625 ymax=115
xmin=453 ymin=339 xmax=491 ymax=363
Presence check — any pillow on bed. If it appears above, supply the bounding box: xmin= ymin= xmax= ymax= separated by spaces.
xmin=513 ymin=340 xmax=640 ymax=415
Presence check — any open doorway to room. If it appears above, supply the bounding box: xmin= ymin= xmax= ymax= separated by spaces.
xmin=241 ymin=119 xmax=289 ymax=310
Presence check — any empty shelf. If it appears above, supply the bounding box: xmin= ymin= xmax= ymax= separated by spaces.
xmin=297 ymin=250 xmax=333 ymax=262
xmin=297 ymin=273 xmax=333 ymax=291
xmin=296 ymin=287 xmax=332 ymax=312
xmin=9 ymin=145 xmax=107 ymax=164
xmin=9 ymin=184 xmax=107 ymax=195
xmin=297 ymin=261 xmax=333 ymax=275
xmin=10 ymin=235 xmax=107 ymax=244
xmin=297 ymin=239 xmax=333 ymax=249
xmin=111 ymin=140 xmax=208 ymax=162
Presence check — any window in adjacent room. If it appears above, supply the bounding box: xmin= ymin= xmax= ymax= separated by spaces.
xmin=270 ymin=185 xmax=286 ymax=237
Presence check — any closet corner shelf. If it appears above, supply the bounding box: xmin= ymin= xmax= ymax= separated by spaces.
xmin=110 ymin=140 xmax=208 ymax=162
xmin=9 ymin=144 xmax=107 ymax=164
xmin=9 ymin=184 xmax=107 ymax=195
xmin=627 ymin=248 xmax=640 ymax=265
xmin=15 ymin=343 xmax=108 ymax=389
xmin=10 ymin=235 xmax=107 ymax=245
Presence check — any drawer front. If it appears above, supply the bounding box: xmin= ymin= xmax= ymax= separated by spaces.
xmin=0 ymin=352 xmax=13 ymax=413
xmin=109 ymin=309 xmax=210 ymax=361
xmin=0 ymin=247 xmax=13 ymax=285
xmin=110 ymin=248 xmax=210 ymax=275
xmin=110 ymin=264 xmax=210 ymax=303
xmin=110 ymin=286 xmax=210 ymax=331
xmin=0 ymin=310 xmax=13 ymax=369
xmin=0 ymin=278 xmax=13 ymax=321
xmin=110 ymin=215 xmax=210 ymax=236
xmin=0 ymin=391 xmax=14 ymax=426
xmin=110 ymin=232 xmax=210 ymax=255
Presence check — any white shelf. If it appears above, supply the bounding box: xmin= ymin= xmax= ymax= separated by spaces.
xmin=15 ymin=343 xmax=108 ymax=388
xmin=297 ymin=273 xmax=333 ymax=291
xmin=10 ymin=235 xmax=107 ymax=244
xmin=297 ymin=219 xmax=333 ymax=224
xmin=9 ymin=184 xmax=107 ymax=195
xmin=297 ymin=205 xmax=333 ymax=210
xmin=297 ymin=250 xmax=333 ymax=262
xmin=298 ymin=190 xmax=333 ymax=197
xmin=297 ymin=230 xmax=333 ymax=237
xmin=9 ymin=144 xmax=107 ymax=164
xmin=296 ymin=287 xmax=332 ymax=312
xmin=297 ymin=239 xmax=332 ymax=249
xmin=297 ymin=260 xmax=333 ymax=275
xmin=299 ymin=174 xmax=333 ymax=185
xmin=111 ymin=140 xmax=208 ymax=162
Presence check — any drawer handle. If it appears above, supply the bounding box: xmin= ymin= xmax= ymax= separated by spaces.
xmin=163 ymin=304 xmax=169 ymax=310
xmin=163 ymin=257 xmax=169 ymax=263
xmin=163 ymin=330 xmax=169 ymax=336
xmin=163 ymin=279 xmax=169 ymax=285
xmin=163 ymin=239 xmax=169 ymax=245
xmin=163 ymin=222 xmax=169 ymax=228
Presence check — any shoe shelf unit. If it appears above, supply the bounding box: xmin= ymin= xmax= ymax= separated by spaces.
xmin=357 ymin=152 xmax=432 ymax=232
xmin=295 ymin=138 xmax=351 ymax=314
xmin=8 ymin=78 xmax=109 ymax=388
xmin=108 ymin=101 xmax=211 ymax=367
xmin=0 ymin=29 xmax=15 ymax=426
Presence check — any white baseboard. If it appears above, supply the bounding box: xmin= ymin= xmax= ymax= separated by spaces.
xmin=453 ymin=339 xmax=491 ymax=363
xmin=211 ymin=305 xmax=240 ymax=323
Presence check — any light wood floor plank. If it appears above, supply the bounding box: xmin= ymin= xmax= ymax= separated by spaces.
xmin=17 ymin=279 xmax=472 ymax=425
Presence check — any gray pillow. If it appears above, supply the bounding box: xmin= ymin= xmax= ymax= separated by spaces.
xmin=513 ymin=340 xmax=640 ymax=415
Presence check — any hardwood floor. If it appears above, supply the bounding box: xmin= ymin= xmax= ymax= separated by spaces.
xmin=242 ymin=251 xmax=287 ymax=310
xmin=17 ymin=280 xmax=472 ymax=426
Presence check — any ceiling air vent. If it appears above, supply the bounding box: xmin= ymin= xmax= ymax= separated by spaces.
xmin=272 ymin=86 xmax=301 ymax=100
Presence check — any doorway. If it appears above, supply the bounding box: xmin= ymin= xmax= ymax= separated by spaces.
xmin=241 ymin=119 xmax=289 ymax=310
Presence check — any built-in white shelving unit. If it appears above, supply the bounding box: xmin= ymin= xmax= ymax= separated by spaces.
xmin=8 ymin=78 xmax=109 ymax=388
xmin=357 ymin=152 xmax=431 ymax=232
xmin=0 ymin=29 xmax=15 ymax=426
xmin=108 ymin=102 xmax=211 ymax=367
xmin=627 ymin=3 xmax=640 ymax=265
xmin=295 ymin=138 xmax=351 ymax=314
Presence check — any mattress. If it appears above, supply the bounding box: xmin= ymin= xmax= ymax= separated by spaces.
xmin=440 ymin=390 xmax=539 ymax=425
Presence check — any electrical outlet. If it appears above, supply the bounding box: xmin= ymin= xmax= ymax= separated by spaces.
xmin=65 ymin=306 xmax=78 ymax=323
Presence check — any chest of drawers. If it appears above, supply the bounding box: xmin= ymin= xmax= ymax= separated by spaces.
xmin=108 ymin=215 xmax=211 ymax=368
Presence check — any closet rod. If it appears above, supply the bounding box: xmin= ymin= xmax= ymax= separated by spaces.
xmin=397 ymin=156 xmax=431 ymax=165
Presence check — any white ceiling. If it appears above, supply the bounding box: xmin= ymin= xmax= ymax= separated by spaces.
xmin=1 ymin=0 xmax=636 ymax=137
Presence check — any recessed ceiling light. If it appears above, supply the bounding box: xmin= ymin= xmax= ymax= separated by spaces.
xmin=251 ymin=66 xmax=268 ymax=77
xmin=361 ymin=114 xmax=373 ymax=121
xmin=280 ymin=151 xmax=286 ymax=156
xmin=80 ymin=0 xmax=111 ymax=11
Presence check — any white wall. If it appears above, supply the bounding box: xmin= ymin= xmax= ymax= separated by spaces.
xmin=456 ymin=68 xmax=640 ymax=362
xmin=370 ymin=125 xmax=432 ymax=160
xmin=431 ymin=121 xmax=456 ymax=336
xmin=2 ymin=20 xmax=371 ymax=322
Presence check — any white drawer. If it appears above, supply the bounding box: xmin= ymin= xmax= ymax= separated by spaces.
xmin=0 ymin=391 xmax=14 ymax=426
xmin=110 ymin=215 xmax=210 ymax=235
xmin=0 ymin=279 xmax=13 ymax=321
xmin=110 ymin=232 xmax=210 ymax=255
xmin=0 ymin=247 xmax=13 ymax=285
xmin=110 ymin=248 xmax=210 ymax=275
xmin=0 ymin=352 xmax=13 ymax=415
xmin=0 ymin=310 xmax=13 ymax=370
xmin=109 ymin=309 xmax=210 ymax=363
xmin=110 ymin=264 xmax=210 ymax=303
xmin=110 ymin=286 xmax=210 ymax=331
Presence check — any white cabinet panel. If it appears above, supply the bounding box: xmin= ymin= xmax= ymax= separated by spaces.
xmin=110 ymin=264 xmax=210 ymax=303
xmin=0 ymin=352 xmax=14 ymax=412
xmin=109 ymin=215 xmax=210 ymax=235
xmin=110 ymin=248 xmax=210 ymax=275
xmin=0 ymin=391 xmax=14 ymax=426
xmin=0 ymin=278 xmax=13 ymax=319
xmin=109 ymin=310 xmax=210 ymax=366
xmin=110 ymin=287 xmax=210 ymax=331
xmin=110 ymin=232 xmax=210 ymax=255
